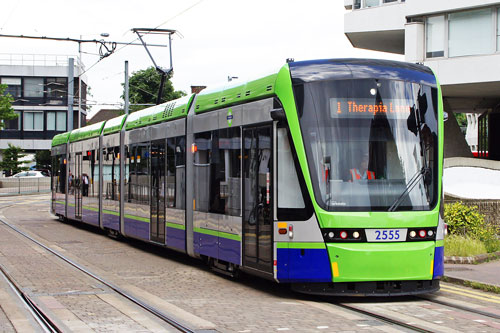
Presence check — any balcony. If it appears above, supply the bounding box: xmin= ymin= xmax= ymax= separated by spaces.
xmin=344 ymin=0 xmax=406 ymax=54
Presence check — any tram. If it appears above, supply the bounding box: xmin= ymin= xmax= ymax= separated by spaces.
xmin=51 ymin=59 xmax=445 ymax=296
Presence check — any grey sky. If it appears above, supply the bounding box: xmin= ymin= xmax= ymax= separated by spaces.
xmin=0 ymin=0 xmax=402 ymax=116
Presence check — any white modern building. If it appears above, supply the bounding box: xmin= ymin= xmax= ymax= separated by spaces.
xmin=0 ymin=54 xmax=87 ymax=152
xmin=344 ymin=0 xmax=500 ymax=160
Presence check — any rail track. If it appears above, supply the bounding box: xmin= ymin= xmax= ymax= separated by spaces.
xmin=334 ymin=302 xmax=435 ymax=333
xmin=0 ymin=263 xmax=62 ymax=332
xmin=0 ymin=213 xmax=195 ymax=333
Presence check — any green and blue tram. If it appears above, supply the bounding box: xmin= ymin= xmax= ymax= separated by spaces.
xmin=51 ymin=59 xmax=444 ymax=295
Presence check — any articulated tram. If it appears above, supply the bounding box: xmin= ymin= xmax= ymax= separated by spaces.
xmin=51 ymin=59 xmax=445 ymax=296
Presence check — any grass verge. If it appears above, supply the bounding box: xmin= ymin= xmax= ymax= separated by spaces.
xmin=444 ymin=235 xmax=487 ymax=257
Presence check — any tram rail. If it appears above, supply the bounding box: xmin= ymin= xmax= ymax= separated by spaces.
xmin=0 ymin=263 xmax=62 ymax=333
xmin=0 ymin=215 xmax=196 ymax=333
xmin=334 ymin=302 xmax=435 ymax=333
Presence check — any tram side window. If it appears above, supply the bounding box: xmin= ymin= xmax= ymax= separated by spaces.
xmin=103 ymin=146 xmax=120 ymax=201
xmin=220 ymin=128 xmax=241 ymax=216
xmin=52 ymin=154 xmax=66 ymax=194
xmin=166 ymin=136 xmax=186 ymax=209
xmin=194 ymin=129 xmax=241 ymax=216
xmin=128 ymin=143 xmax=150 ymax=204
xmin=194 ymin=132 xmax=211 ymax=213
xmin=82 ymin=149 xmax=96 ymax=197
xmin=277 ymin=127 xmax=311 ymax=221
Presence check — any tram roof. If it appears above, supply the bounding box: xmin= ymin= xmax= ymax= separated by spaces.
xmin=124 ymin=94 xmax=195 ymax=130
xmin=68 ymin=121 xmax=106 ymax=143
xmin=51 ymin=132 xmax=71 ymax=147
xmin=102 ymin=114 xmax=127 ymax=135
xmin=194 ymin=72 xmax=278 ymax=114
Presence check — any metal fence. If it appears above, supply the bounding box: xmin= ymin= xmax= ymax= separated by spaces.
xmin=0 ymin=178 xmax=51 ymax=195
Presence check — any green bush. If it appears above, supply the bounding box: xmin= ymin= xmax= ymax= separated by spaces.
xmin=444 ymin=235 xmax=487 ymax=257
xmin=444 ymin=201 xmax=500 ymax=254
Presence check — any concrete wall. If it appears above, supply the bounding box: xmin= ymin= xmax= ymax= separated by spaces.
xmin=443 ymin=101 xmax=473 ymax=159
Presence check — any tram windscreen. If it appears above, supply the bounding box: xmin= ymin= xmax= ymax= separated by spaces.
xmin=295 ymin=79 xmax=439 ymax=211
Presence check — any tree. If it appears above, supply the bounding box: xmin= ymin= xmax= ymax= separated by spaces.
xmin=35 ymin=150 xmax=52 ymax=170
xmin=0 ymin=144 xmax=29 ymax=176
xmin=0 ymin=84 xmax=18 ymax=129
xmin=123 ymin=67 xmax=186 ymax=113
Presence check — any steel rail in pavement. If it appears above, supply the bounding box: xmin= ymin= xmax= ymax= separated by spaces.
xmin=0 ymin=216 xmax=195 ymax=333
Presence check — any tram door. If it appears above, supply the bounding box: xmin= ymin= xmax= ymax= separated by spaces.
xmin=150 ymin=140 xmax=166 ymax=243
xmin=243 ymin=125 xmax=273 ymax=273
xmin=75 ymin=152 xmax=83 ymax=219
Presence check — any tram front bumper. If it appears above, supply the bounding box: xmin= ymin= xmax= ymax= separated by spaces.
xmin=326 ymin=241 xmax=436 ymax=282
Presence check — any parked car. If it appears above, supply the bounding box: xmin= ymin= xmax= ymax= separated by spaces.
xmin=9 ymin=171 xmax=47 ymax=178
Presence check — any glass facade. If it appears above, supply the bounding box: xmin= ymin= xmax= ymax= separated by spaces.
xmin=426 ymin=16 xmax=445 ymax=58
xmin=448 ymin=8 xmax=493 ymax=57
xmin=23 ymin=111 xmax=44 ymax=131
xmin=425 ymin=7 xmax=500 ymax=59
xmin=24 ymin=78 xmax=44 ymax=98
xmin=47 ymin=111 xmax=67 ymax=131
xmin=498 ymin=8 xmax=500 ymax=52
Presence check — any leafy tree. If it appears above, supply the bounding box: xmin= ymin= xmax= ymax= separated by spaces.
xmin=454 ymin=113 xmax=467 ymax=128
xmin=0 ymin=144 xmax=29 ymax=176
xmin=35 ymin=150 xmax=52 ymax=170
xmin=123 ymin=67 xmax=186 ymax=112
xmin=0 ymin=84 xmax=18 ymax=129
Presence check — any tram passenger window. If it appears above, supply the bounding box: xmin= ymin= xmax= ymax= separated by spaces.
xmin=220 ymin=128 xmax=241 ymax=216
xmin=166 ymin=136 xmax=186 ymax=209
xmin=103 ymin=146 xmax=120 ymax=201
xmin=135 ymin=143 xmax=150 ymax=204
xmin=194 ymin=129 xmax=241 ymax=216
xmin=194 ymin=132 xmax=211 ymax=213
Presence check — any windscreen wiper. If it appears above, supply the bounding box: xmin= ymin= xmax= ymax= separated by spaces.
xmin=388 ymin=166 xmax=430 ymax=212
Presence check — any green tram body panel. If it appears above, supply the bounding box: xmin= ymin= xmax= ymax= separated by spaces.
xmin=102 ymin=114 xmax=127 ymax=135
xmin=327 ymin=242 xmax=434 ymax=282
xmin=195 ymin=73 xmax=278 ymax=114
xmin=124 ymin=94 xmax=195 ymax=130
xmin=51 ymin=132 xmax=71 ymax=147
xmin=69 ymin=121 xmax=106 ymax=143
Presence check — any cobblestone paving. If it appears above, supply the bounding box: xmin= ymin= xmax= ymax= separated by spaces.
xmin=0 ymin=307 xmax=15 ymax=333
xmin=1 ymin=195 xmax=500 ymax=332
xmin=0 ymin=196 xmax=175 ymax=332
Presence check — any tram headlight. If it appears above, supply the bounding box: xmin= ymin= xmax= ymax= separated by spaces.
xmin=427 ymin=230 xmax=434 ymax=237
xmin=328 ymin=231 xmax=335 ymax=239
xmin=409 ymin=230 xmax=417 ymax=238
xmin=352 ymin=231 xmax=360 ymax=239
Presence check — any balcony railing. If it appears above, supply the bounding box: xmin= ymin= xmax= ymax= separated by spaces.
xmin=350 ymin=0 xmax=404 ymax=10
xmin=0 ymin=54 xmax=84 ymax=69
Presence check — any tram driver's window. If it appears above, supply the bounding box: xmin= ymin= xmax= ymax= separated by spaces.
xmin=277 ymin=128 xmax=306 ymax=220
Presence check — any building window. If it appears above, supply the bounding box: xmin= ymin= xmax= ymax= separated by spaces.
xmin=3 ymin=111 xmax=20 ymax=130
xmin=1 ymin=77 xmax=21 ymax=98
xmin=46 ymin=78 xmax=67 ymax=99
xmin=426 ymin=15 xmax=445 ymax=58
xmin=47 ymin=111 xmax=67 ymax=131
xmin=365 ymin=0 xmax=380 ymax=8
xmin=23 ymin=111 xmax=43 ymax=131
xmin=24 ymin=78 xmax=44 ymax=98
xmin=497 ymin=8 xmax=500 ymax=51
xmin=448 ymin=8 xmax=493 ymax=57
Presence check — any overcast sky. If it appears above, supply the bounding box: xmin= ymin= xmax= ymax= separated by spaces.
xmin=0 ymin=0 xmax=402 ymax=117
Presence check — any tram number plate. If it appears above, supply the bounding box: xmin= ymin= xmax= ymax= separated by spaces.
xmin=365 ymin=229 xmax=407 ymax=242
